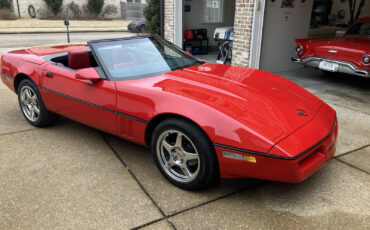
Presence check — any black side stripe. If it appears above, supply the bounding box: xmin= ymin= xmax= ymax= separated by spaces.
xmin=38 ymin=86 xmax=148 ymax=124
xmin=214 ymin=116 xmax=337 ymax=161
xmin=0 ymin=72 xmax=14 ymax=79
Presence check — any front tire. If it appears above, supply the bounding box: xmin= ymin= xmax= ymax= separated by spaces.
xmin=151 ymin=118 xmax=218 ymax=190
xmin=18 ymin=79 xmax=59 ymax=127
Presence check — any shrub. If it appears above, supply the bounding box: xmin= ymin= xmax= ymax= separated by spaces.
xmin=0 ymin=0 xmax=11 ymax=10
xmin=67 ymin=1 xmax=83 ymax=19
xmin=0 ymin=8 xmax=17 ymax=20
xmin=37 ymin=8 xmax=52 ymax=19
xmin=101 ymin=4 xmax=117 ymax=17
xmin=143 ymin=0 xmax=160 ymax=34
xmin=43 ymin=0 xmax=63 ymax=16
xmin=87 ymin=0 xmax=104 ymax=15
xmin=38 ymin=7 xmax=65 ymax=19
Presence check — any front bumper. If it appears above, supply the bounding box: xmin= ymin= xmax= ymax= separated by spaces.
xmin=291 ymin=57 xmax=368 ymax=78
xmin=215 ymin=104 xmax=338 ymax=183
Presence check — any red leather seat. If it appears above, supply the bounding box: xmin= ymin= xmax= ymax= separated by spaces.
xmin=68 ymin=50 xmax=90 ymax=70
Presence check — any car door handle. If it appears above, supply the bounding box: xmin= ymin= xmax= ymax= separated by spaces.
xmin=46 ymin=72 xmax=54 ymax=78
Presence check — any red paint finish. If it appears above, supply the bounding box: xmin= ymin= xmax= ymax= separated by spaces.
xmin=217 ymin=108 xmax=338 ymax=182
xmin=1 ymin=41 xmax=338 ymax=183
xmin=294 ymin=17 xmax=370 ymax=71
xmin=41 ymin=63 xmax=117 ymax=135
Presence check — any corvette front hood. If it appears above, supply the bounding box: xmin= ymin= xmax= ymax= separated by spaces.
xmin=157 ymin=63 xmax=322 ymax=142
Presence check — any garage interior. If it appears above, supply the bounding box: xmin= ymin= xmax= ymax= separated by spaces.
xmin=181 ymin=0 xmax=369 ymax=73
xmin=182 ymin=0 xmax=236 ymax=63
xmin=260 ymin=0 xmax=370 ymax=73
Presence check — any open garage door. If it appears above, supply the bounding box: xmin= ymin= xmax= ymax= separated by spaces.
xmin=259 ymin=0 xmax=370 ymax=73
xmin=182 ymin=0 xmax=236 ymax=63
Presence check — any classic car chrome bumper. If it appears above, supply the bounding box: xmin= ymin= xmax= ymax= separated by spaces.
xmin=290 ymin=57 xmax=369 ymax=78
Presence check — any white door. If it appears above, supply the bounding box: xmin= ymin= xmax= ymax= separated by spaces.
xmin=259 ymin=0 xmax=313 ymax=72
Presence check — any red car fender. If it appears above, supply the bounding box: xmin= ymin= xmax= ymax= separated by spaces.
xmin=115 ymin=78 xmax=275 ymax=154
xmin=1 ymin=52 xmax=47 ymax=93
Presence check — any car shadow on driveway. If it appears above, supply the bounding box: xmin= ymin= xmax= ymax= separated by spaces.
xmin=1 ymin=117 xmax=368 ymax=229
xmin=100 ymin=132 xmax=260 ymax=216
xmin=99 ymin=128 xmax=369 ymax=229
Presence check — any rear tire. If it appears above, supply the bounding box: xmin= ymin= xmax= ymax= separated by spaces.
xmin=151 ymin=118 xmax=218 ymax=190
xmin=17 ymin=79 xmax=59 ymax=127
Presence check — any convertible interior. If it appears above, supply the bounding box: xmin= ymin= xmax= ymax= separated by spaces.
xmin=48 ymin=38 xmax=199 ymax=80
xmin=49 ymin=48 xmax=159 ymax=72
xmin=50 ymin=50 xmax=98 ymax=71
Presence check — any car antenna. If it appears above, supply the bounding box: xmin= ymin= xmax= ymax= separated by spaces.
xmin=64 ymin=11 xmax=71 ymax=43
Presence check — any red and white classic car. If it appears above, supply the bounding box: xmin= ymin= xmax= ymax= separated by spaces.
xmin=291 ymin=17 xmax=370 ymax=77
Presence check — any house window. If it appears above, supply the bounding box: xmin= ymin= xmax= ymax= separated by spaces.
xmin=203 ymin=0 xmax=224 ymax=24
xmin=127 ymin=0 xmax=141 ymax=3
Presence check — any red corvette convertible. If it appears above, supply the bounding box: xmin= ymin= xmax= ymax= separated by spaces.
xmin=1 ymin=36 xmax=338 ymax=189
xmin=292 ymin=17 xmax=370 ymax=77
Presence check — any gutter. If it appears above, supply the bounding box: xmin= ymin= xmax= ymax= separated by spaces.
xmin=160 ymin=0 xmax=164 ymax=38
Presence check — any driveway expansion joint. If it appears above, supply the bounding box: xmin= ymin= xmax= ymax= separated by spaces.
xmin=99 ymin=131 xmax=178 ymax=229
xmin=0 ymin=128 xmax=36 ymax=137
xmin=324 ymin=99 xmax=370 ymax=116
xmin=132 ymin=182 xmax=264 ymax=229
xmin=334 ymin=144 xmax=370 ymax=158
xmin=98 ymin=131 xmax=265 ymax=230
xmin=335 ymin=158 xmax=370 ymax=175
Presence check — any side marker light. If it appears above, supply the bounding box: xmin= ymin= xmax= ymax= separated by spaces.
xmin=222 ymin=151 xmax=256 ymax=163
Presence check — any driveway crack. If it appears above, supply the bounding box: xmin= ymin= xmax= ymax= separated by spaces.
xmin=335 ymin=158 xmax=369 ymax=175
xmin=99 ymin=131 xmax=264 ymax=230
xmin=99 ymin=131 xmax=176 ymax=229
xmin=0 ymin=128 xmax=36 ymax=136
xmin=334 ymin=144 xmax=370 ymax=158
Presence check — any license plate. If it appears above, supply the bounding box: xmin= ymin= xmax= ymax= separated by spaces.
xmin=319 ymin=61 xmax=338 ymax=72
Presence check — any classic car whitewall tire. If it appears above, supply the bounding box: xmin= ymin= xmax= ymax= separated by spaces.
xmin=151 ymin=118 xmax=218 ymax=190
xmin=17 ymin=79 xmax=59 ymax=127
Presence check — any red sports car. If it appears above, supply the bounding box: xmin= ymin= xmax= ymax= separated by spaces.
xmin=1 ymin=36 xmax=337 ymax=189
xmin=292 ymin=17 xmax=370 ymax=77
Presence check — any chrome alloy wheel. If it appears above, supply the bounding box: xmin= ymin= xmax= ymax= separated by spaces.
xmin=20 ymin=86 xmax=40 ymax=122
xmin=156 ymin=130 xmax=200 ymax=183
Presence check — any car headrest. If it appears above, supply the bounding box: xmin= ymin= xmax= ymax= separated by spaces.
xmin=68 ymin=50 xmax=90 ymax=70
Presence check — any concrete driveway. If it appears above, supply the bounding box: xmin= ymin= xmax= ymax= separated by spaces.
xmin=0 ymin=34 xmax=369 ymax=229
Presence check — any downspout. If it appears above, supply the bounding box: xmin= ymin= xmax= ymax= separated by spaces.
xmin=160 ymin=0 xmax=164 ymax=38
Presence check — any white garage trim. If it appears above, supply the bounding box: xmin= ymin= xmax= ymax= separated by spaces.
xmin=249 ymin=0 xmax=265 ymax=69
xmin=174 ymin=0 xmax=184 ymax=48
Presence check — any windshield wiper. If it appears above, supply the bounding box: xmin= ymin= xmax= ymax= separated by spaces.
xmin=172 ymin=62 xmax=201 ymax=71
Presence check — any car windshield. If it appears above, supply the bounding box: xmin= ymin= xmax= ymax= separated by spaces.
xmin=90 ymin=36 xmax=202 ymax=80
xmin=345 ymin=22 xmax=370 ymax=35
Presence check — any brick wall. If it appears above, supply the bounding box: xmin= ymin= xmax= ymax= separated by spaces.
xmin=163 ymin=0 xmax=255 ymax=67
xmin=164 ymin=0 xmax=174 ymax=42
xmin=232 ymin=0 xmax=255 ymax=67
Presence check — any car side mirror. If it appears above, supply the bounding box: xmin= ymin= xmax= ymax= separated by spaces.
xmin=75 ymin=68 xmax=101 ymax=83
xmin=185 ymin=51 xmax=193 ymax=56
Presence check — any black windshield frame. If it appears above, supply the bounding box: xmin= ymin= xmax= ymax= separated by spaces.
xmin=88 ymin=35 xmax=202 ymax=81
